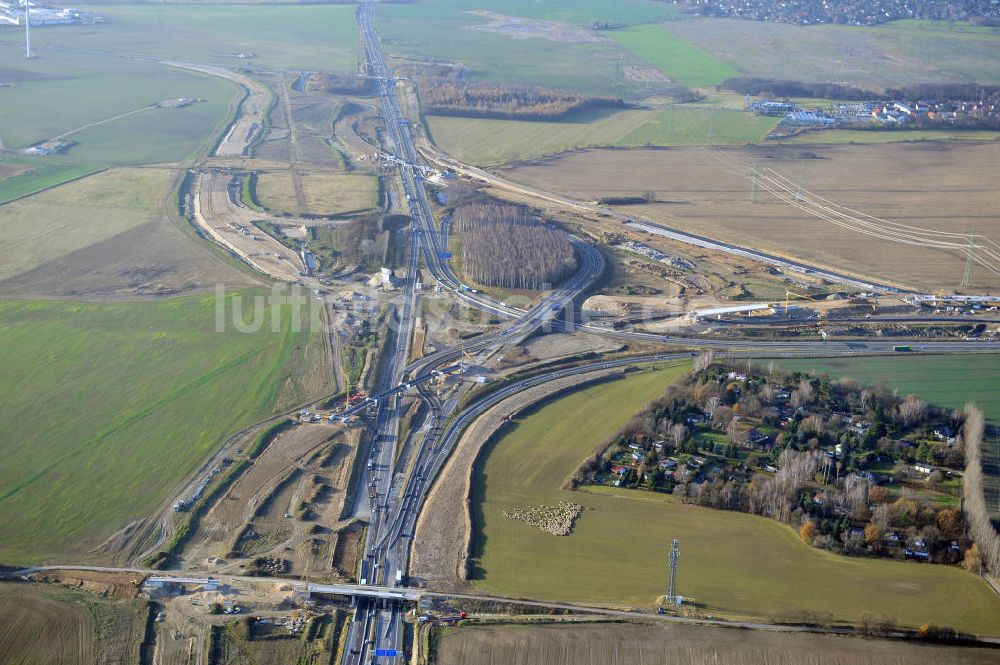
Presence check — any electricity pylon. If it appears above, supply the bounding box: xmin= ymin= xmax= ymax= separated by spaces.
xmin=666 ymin=538 xmax=680 ymax=605
xmin=961 ymin=228 xmax=976 ymax=289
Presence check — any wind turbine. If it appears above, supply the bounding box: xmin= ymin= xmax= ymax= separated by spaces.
xmin=24 ymin=0 xmax=33 ymax=59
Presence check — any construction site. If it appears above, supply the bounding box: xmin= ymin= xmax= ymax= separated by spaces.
xmin=4 ymin=3 xmax=1000 ymax=664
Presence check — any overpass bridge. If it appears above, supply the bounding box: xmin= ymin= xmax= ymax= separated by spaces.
xmin=8 ymin=565 xmax=422 ymax=604
xmin=307 ymin=582 xmax=420 ymax=602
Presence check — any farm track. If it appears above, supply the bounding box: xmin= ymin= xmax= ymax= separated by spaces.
xmin=7 ymin=564 xmax=1000 ymax=645
xmin=50 ymin=104 xmax=157 ymax=142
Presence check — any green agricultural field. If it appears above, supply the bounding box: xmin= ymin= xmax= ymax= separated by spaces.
xmin=470 ymin=363 xmax=1000 ymax=635
xmin=609 ymin=24 xmax=741 ymax=88
xmin=774 ymin=355 xmax=1000 ymax=422
xmin=0 ymin=168 xmax=170 ymax=283
xmin=661 ymin=18 xmax=1000 ymax=90
xmin=620 ymin=106 xmax=780 ymax=146
xmin=0 ymin=48 xmax=238 ymax=165
xmin=0 ymin=3 xmax=360 ymax=167
xmin=6 ymin=3 xmax=359 ymax=72
xmin=427 ymin=106 xmax=778 ymax=165
xmin=864 ymin=20 xmax=1000 ymax=84
xmin=378 ymin=2 xmax=676 ymax=97
xmin=380 ymin=0 xmax=677 ymax=25
xmin=61 ymin=98 xmax=237 ymax=167
xmin=427 ymin=108 xmax=656 ymax=165
xmin=0 ymin=293 xmax=330 ymax=565
xmin=0 ymin=159 xmax=104 ymax=204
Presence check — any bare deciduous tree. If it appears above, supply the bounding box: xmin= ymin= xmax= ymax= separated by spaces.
xmin=705 ymin=395 xmax=721 ymax=419
xmin=418 ymin=78 xmax=617 ymax=120
xmin=790 ymin=379 xmax=815 ymax=408
xmin=694 ymin=350 xmax=714 ymax=372
xmin=669 ymin=422 xmax=688 ymax=448
xmin=726 ymin=418 xmax=745 ymax=445
xmin=962 ymin=405 xmax=1000 ymax=574
xmin=897 ymin=394 xmax=928 ymax=427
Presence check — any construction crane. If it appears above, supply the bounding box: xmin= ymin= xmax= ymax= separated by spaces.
xmin=780 ymin=288 xmax=832 ymax=324
xmin=784 ymin=288 xmax=814 ymax=311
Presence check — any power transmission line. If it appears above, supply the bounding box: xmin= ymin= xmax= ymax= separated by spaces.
xmin=961 ymin=225 xmax=976 ymax=289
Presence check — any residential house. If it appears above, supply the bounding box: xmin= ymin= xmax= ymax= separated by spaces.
xmin=745 ymin=429 xmax=774 ymax=451
xmin=688 ymin=455 xmax=708 ymax=468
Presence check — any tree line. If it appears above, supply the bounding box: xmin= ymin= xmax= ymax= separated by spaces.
xmin=725 ymin=76 xmax=878 ymax=100
xmin=453 ymin=203 xmax=578 ymax=291
xmin=418 ymin=79 xmax=621 ymax=121
xmin=725 ymin=76 xmax=1000 ymax=103
xmin=962 ymin=405 xmax=1000 ymax=575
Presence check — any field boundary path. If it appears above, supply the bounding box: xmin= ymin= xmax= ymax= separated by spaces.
xmin=50 ymin=104 xmax=158 ymax=142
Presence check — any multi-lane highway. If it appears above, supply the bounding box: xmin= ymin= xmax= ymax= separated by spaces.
xmin=341 ymin=6 xmax=426 ymax=660
xmin=342 ymin=3 xmax=1000 ymax=663
xmin=348 ymin=6 xmax=618 ymax=661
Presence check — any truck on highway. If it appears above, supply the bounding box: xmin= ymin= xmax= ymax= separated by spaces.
xmin=893 ymin=345 xmax=912 ymax=352
xmin=395 ymin=569 xmax=403 ymax=586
